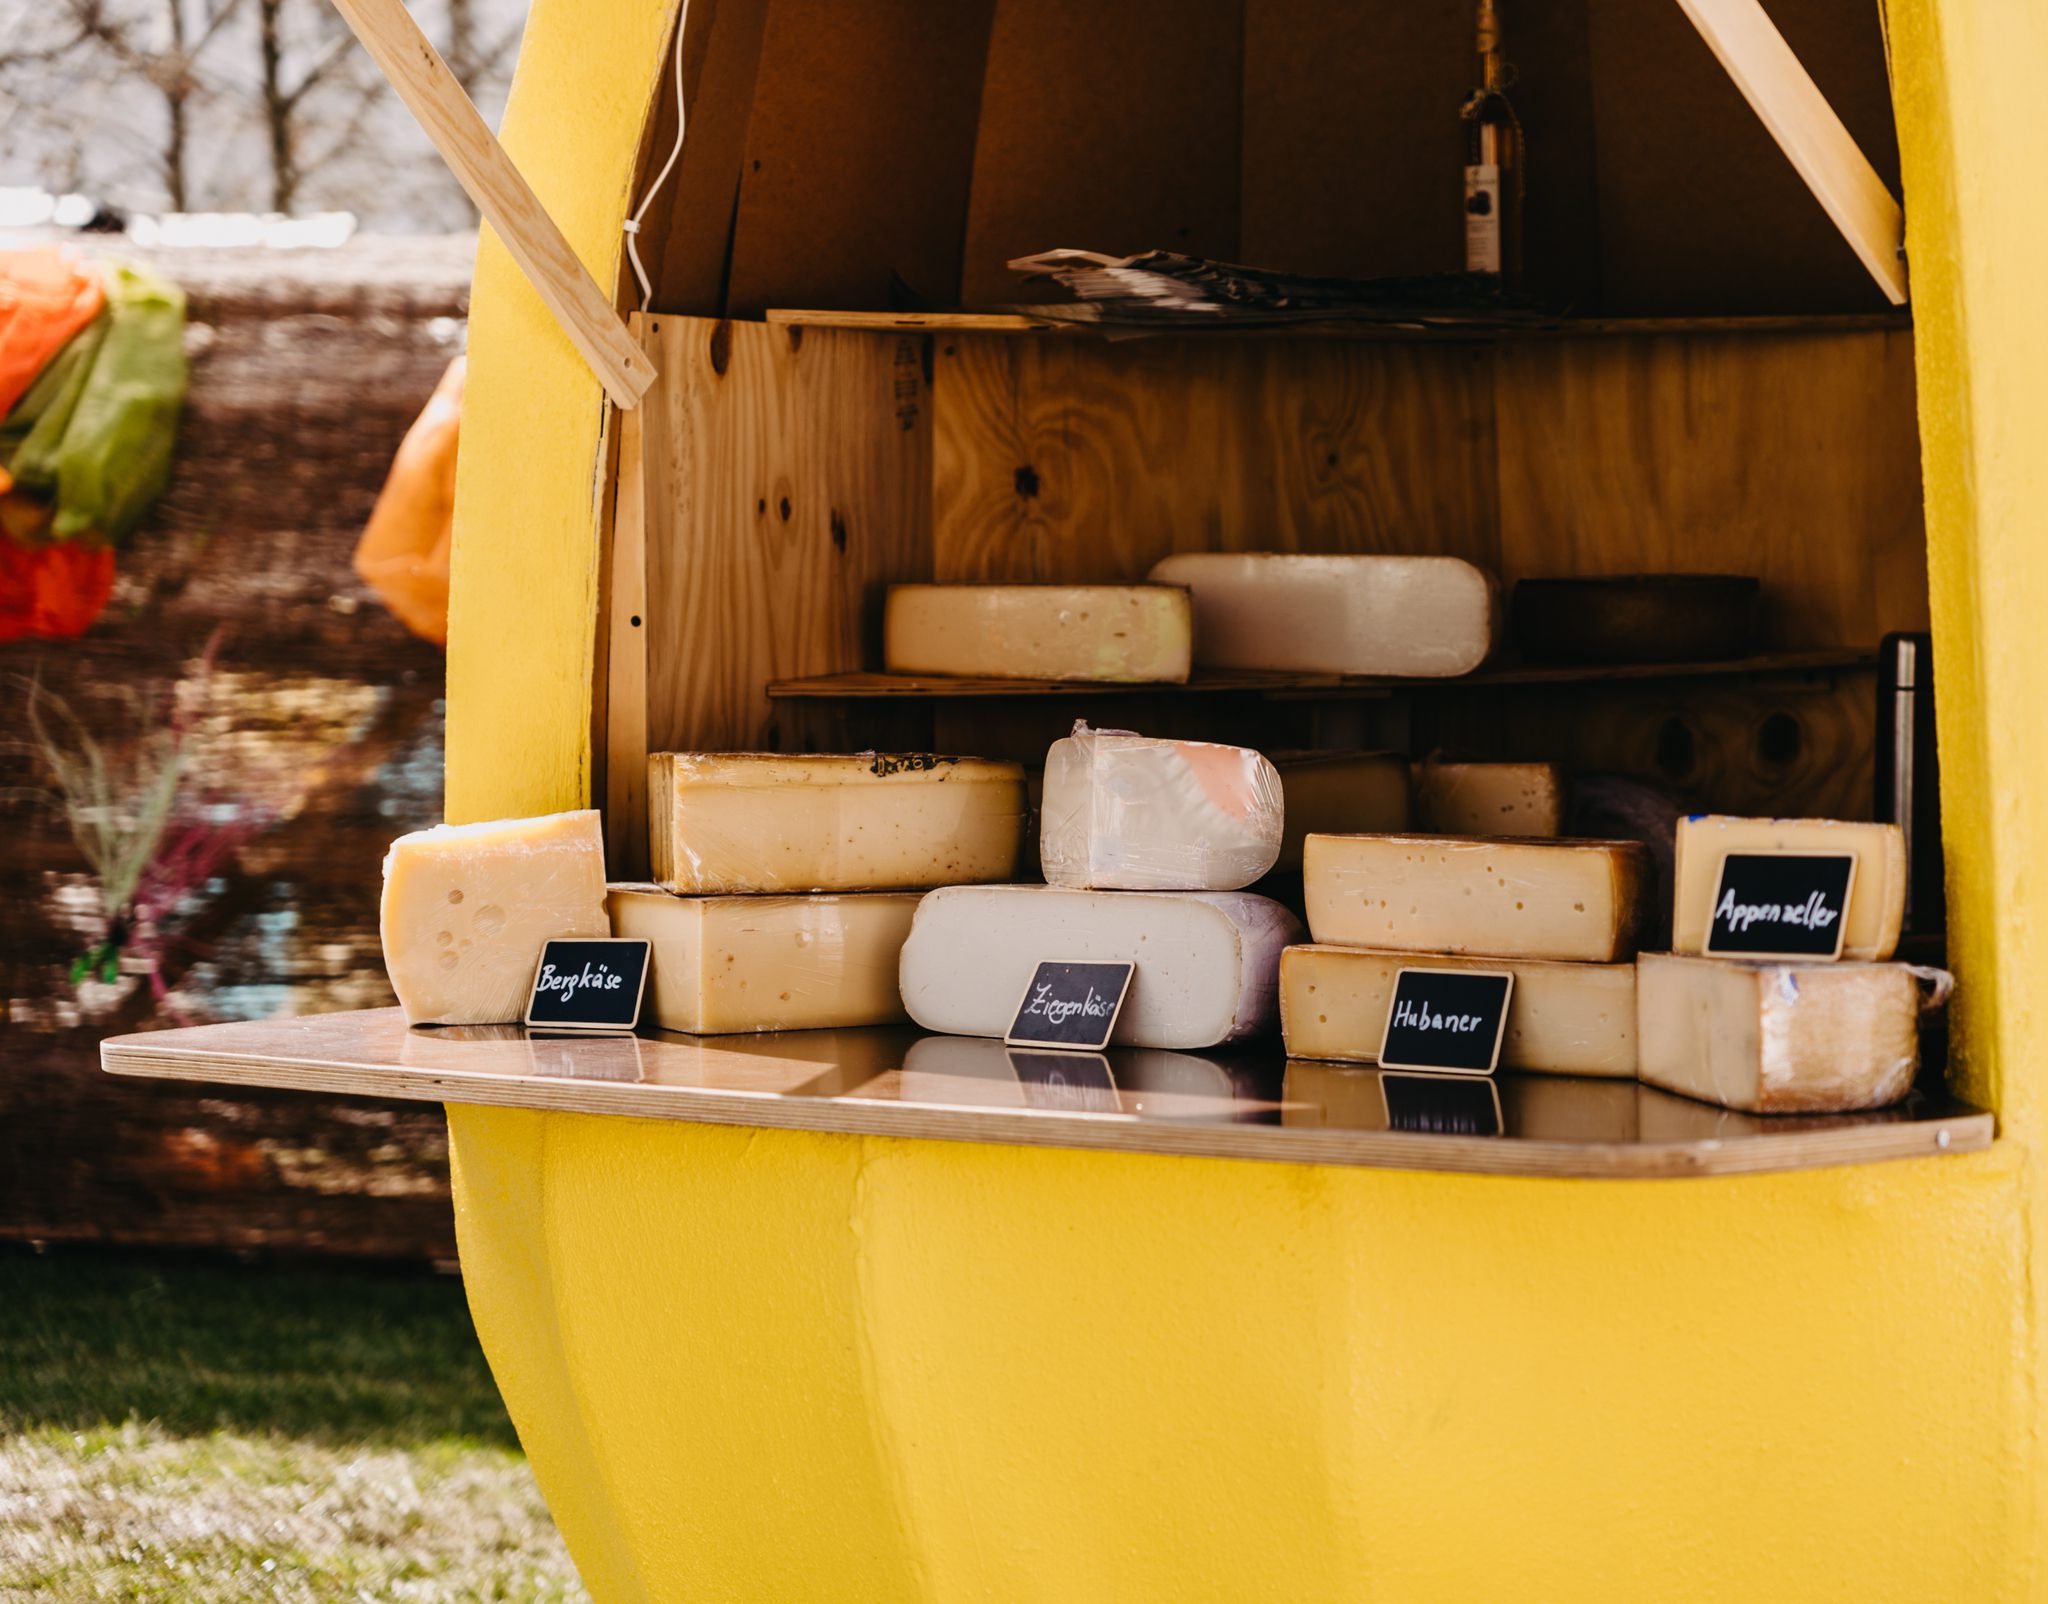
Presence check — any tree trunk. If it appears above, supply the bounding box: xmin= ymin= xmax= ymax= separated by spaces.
xmin=256 ymin=0 xmax=297 ymax=213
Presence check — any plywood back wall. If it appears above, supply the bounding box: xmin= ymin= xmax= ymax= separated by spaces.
xmin=636 ymin=0 xmax=1903 ymax=319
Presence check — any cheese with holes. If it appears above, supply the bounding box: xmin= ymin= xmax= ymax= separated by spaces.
xmin=1304 ymin=832 xmax=1649 ymax=961
xmin=898 ymin=885 xmax=1300 ymax=1048
xmin=1413 ymin=758 xmax=1566 ymax=836
xmin=1635 ymin=951 xmax=1937 ymax=1112
xmin=1145 ymin=553 xmax=1497 ymax=676
xmin=884 ymin=584 xmax=1192 ymax=682
xmin=608 ymin=884 xmax=918 ymax=1034
xmin=381 ymin=810 xmax=609 ymax=1026
xmin=1672 ymin=815 xmax=1906 ymax=961
xmin=1271 ymin=751 xmax=1411 ymax=872
xmin=1280 ymin=944 xmax=1636 ymax=1075
xmin=1040 ymin=723 xmax=1282 ymax=890
xmin=649 ymin=752 xmax=1026 ymax=894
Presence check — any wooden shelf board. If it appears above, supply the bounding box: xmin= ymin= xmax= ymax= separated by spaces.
xmin=766 ymin=650 xmax=1877 ymax=701
xmin=102 ymin=1010 xmax=1991 ymax=1182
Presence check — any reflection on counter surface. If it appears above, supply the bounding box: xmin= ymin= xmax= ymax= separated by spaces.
xmin=106 ymin=1008 xmax=1991 ymax=1179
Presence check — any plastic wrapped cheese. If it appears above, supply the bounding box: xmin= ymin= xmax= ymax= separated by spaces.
xmin=649 ymin=751 xmax=1027 ymax=894
xmin=1145 ymin=552 xmax=1497 ymax=676
xmin=1039 ymin=722 xmax=1282 ymax=890
xmin=380 ymin=810 xmax=610 ymax=1026
xmin=898 ymin=885 xmax=1300 ymax=1048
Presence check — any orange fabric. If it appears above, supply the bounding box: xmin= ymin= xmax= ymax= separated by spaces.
xmin=354 ymin=355 xmax=462 ymax=648
xmin=0 ymin=531 xmax=115 ymax=641
xmin=0 ymin=250 xmax=105 ymax=418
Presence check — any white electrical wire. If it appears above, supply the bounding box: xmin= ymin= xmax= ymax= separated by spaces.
xmin=625 ymin=0 xmax=691 ymax=307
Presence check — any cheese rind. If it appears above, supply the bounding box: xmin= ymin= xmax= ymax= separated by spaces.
xmin=1271 ymin=751 xmax=1411 ymax=872
xmin=648 ymin=752 xmax=1026 ymax=894
xmin=380 ymin=810 xmax=610 ymax=1026
xmin=1280 ymin=944 xmax=1636 ymax=1076
xmin=1635 ymin=951 xmax=1929 ymax=1112
xmin=1672 ymin=815 xmax=1906 ymax=961
xmin=898 ymin=885 xmax=1301 ymax=1048
xmin=884 ymin=583 xmax=1192 ymax=682
xmin=1413 ymin=758 xmax=1566 ymax=837
xmin=1144 ymin=552 xmax=1497 ymax=676
xmin=1040 ymin=724 xmax=1282 ymax=890
xmin=607 ymin=885 xmax=918 ymax=1034
xmin=1303 ymin=832 xmax=1649 ymax=961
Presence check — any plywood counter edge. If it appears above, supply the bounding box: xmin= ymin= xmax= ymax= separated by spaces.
xmin=100 ymin=1025 xmax=1993 ymax=1182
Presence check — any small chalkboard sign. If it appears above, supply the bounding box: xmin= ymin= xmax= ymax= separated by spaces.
xmin=1377 ymin=967 xmax=1514 ymax=1075
xmin=1380 ymin=1072 xmax=1504 ymax=1137
xmin=524 ymin=938 xmax=650 ymax=1032
xmin=1004 ymin=960 xmax=1134 ymax=1052
xmin=1006 ymin=1049 xmax=1122 ymax=1113
xmin=1703 ymin=851 xmax=1857 ymax=960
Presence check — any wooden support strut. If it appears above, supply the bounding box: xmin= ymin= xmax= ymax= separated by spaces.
xmin=326 ymin=0 xmax=656 ymax=409
xmin=1674 ymin=0 xmax=1909 ymax=305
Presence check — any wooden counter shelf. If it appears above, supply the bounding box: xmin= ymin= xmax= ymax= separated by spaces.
xmin=102 ymin=1009 xmax=1990 ymax=1182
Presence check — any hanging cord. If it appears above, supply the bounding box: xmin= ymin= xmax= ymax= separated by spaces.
xmin=625 ymin=0 xmax=692 ymax=307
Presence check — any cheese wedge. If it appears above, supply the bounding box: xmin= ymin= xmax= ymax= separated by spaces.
xmin=1040 ymin=723 xmax=1282 ymax=890
xmin=1280 ymin=944 xmax=1636 ymax=1076
xmin=898 ymin=885 xmax=1300 ymax=1048
xmin=884 ymin=583 xmax=1192 ymax=682
xmin=1413 ymin=758 xmax=1566 ymax=837
xmin=1303 ymin=832 xmax=1649 ymax=961
xmin=380 ymin=810 xmax=609 ymax=1026
xmin=648 ymin=752 xmax=1026 ymax=894
xmin=1145 ymin=552 xmax=1497 ymax=676
xmin=1672 ymin=815 xmax=1906 ymax=961
xmin=1635 ymin=951 xmax=1937 ymax=1113
xmin=608 ymin=885 xmax=918 ymax=1034
xmin=1271 ymin=751 xmax=1412 ymax=872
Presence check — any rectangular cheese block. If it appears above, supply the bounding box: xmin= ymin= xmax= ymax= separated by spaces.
xmin=381 ymin=810 xmax=609 ymax=1026
xmin=898 ymin=885 xmax=1301 ymax=1048
xmin=1040 ymin=722 xmax=1282 ymax=890
xmin=1303 ymin=832 xmax=1649 ymax=961
xmin=608 ymin=885 xmax=918 ymax=1034
xmin=1672 ymin=815 xmax=1906 ymax=961
xmin=649 ymin=751 xmax=1026 ymax=894
xmin=1271 ymin=751 xmax=1411 ymax=872
xmin=1635 ymin=951 xmax=1936 ymax=1113
xmin=1413 ymin=758 xmax=1566 ymax=837
xmin=884 ymin=583 xmax=1192 ymax=682
xmin=1145 ymin=552 xmax=1497 ymax=676
xmin=1279 ymin=944 xmax=1636 ymax=1076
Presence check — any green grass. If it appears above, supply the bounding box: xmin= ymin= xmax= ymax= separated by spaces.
xmin=0 ymin=1249 xmax=588 ymax=1602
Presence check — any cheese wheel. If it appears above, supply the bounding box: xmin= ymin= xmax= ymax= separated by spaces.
xmin=884 ymin=583 xmax=1192 ymax=682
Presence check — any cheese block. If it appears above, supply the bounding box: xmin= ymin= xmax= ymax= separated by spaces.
xmin=648 ymin=752 xmax=1026 ymax=894
xmin=1040 ymin=723 xmax=1282 ymax=890
xmin=898 ymin=885 xmax=1300 ymax=1048
xmin=1303 ymin=832 xmax=1649 ymax=961
xmin=1279 ymin=944 xmax=1636 ymax=1076
xmin=380 ymin=810 xmax=609 ymax=1026
xmin=1271 ymin=751 xmax=1411 ymax=872
xmin=1413 ymin=758 xmax=1566 ymax=837
xmin=1144 ymin=552 xmax=1496 ymax=676
xmin=1635 ymin=951 xmax=1943 ymax=1113
xmin=1672 ymin=815 xmax=1906 ymax=961
xmin=607 ymin=885 xmax=918 ymax=1034
xmin=884 ymin=583 xmax=1192 ymax=683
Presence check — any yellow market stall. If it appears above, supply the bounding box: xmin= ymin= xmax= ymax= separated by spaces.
xmin=105 ymin=0 xmax=2048 ymax=1598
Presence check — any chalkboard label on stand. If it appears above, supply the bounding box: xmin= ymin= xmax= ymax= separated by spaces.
xmin=1006 ymin=1049 xmax=1122 ymax=1113
xmin=1378 ymin=968 xmax=1514 ymax=1075
xmin=524 ymin=938 xmax=651 ymax=1032
xmin=1004 ymin=960 xmax=1135 ymax=1052
xmin=1703 ymin=852 xmax=1857 ymax=960
xmin=1380 ymin=1072 xmax=1505 ymax=1136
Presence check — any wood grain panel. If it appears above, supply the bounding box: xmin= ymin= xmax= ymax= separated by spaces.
xmin=1492 ymin=327 xmax=1927 ymax=647
xmin=931 ymin=333 xmax=1498 ymax=582
xmin=641 ymin=316 xmax=933 ymax=752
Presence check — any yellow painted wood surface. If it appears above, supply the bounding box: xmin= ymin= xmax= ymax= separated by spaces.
xmin=441 ymin=0 xmax=2048 ymax=1596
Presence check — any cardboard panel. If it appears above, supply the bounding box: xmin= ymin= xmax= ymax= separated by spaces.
xmin=959 ymin=0 xmax=1244 ymax=308
xmin=724 ymin=0 xmax=999 ymax=315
